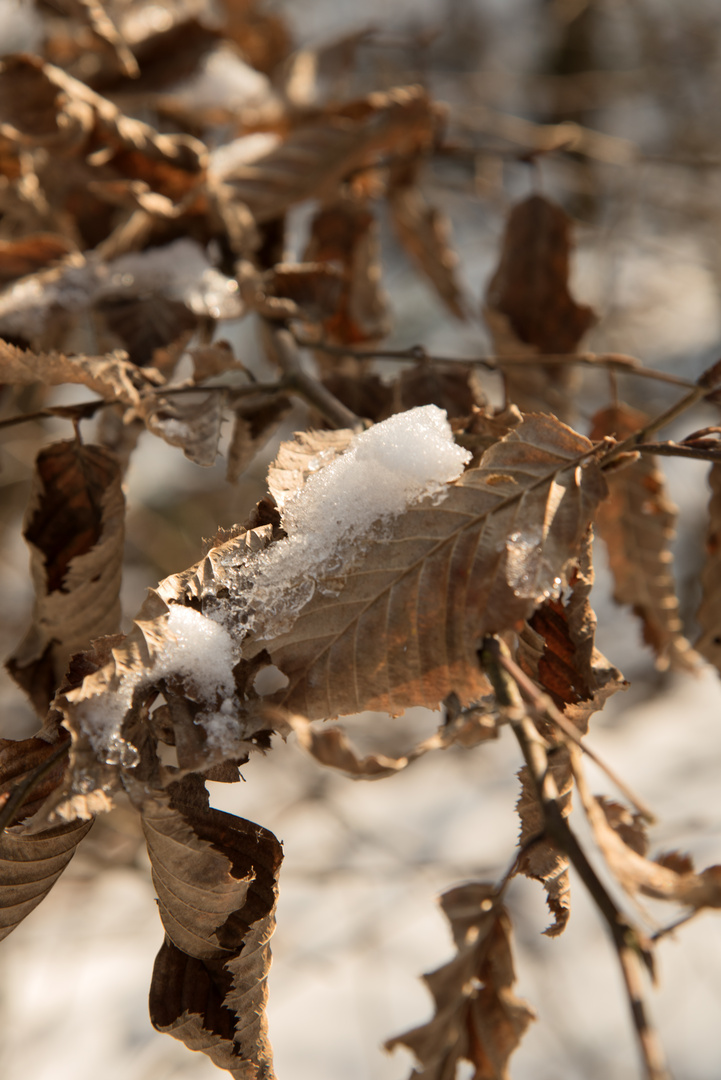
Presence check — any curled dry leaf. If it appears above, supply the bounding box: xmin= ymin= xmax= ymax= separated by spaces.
xmin=696 ymin=463 xmax=721 ymax=671
xmin=483 ymin=194 xmax=596 ymax=420
xmin=386 ymin=883 xmax=535 ymax=1080
xmin=54 ymin=409 xmax=606 ymax=812
xmin=572 ymin=752 xmax=721 ymax=913
xmin=145 ymin=790 xmax=283 ymax=1080
xmin=226 ymin=393 xmax=293 ymax=484
xmin=590 ymin=404 xmax=699 ymax=672
xmin=7 ymin=440 xmax=125 ymax=715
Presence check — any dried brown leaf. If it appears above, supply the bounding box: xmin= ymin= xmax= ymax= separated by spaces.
xmin=226 ymin=393 xmax=292 ymax=484
xmin=0 ymin=817 xmax=93 ymax=942
xmin=516 ymin=749 xmax=573 ymax=936
xmin=0 ymin=337 xmax=163 ymax=404
xmin=0 ymin=233 xmax=76 ymax=283
xmin=248 ymin=413 xmax=606 ymax=719
xmin=304 ymin=195 xmax=390 ymax=346
xmin=7 ymin=441 xmax=125 ymax=715
xmin=573 ymin=755 xmax=721 ymax=912
xmin=386 ymin=883 xmax=535 ymax=1080
xmin=483 ymin=194 xmax=596 ymax=420
xmin=142 ymin=391 xmax=224 ymax=466
xmin=145 ymin=790 xmax=282 ymax=1080
xmin=696 ymin=463 xmax=721 ymax=671
xmin=590 ymin=404 xmax=699 ymax=671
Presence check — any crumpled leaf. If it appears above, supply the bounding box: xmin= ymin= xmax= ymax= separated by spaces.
xmin=7 ymin=440 xmax=125 ymax=715
xmin=696 ymin=463 xmax=721 ymax=671
xmin=226 ymin=392 xmax=292 ymax=484
xmin=590 ymin=404 xmax=699 ymax=671
xmin=144 ymin=787 xmax=283 ymax=1080
xmin=0 ymin=816 xmax=93 ymax=942
xmin=386 ymin=883 xmax=535 ymax=1080
xmin=483 ymin=194 xmax=596 ymax=420
xmin=514 ymin=532 xmax=625 ymax=934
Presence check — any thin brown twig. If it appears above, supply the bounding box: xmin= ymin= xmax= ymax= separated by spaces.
xmin=292 ymin=333 xmax=697 ymax=389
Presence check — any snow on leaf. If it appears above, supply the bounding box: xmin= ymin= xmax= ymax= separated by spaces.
xmin=386 ymin=883 xmax=535 ymax=1080
xmin=590 ymin=404 xmax=699 ymax=672
xmin=7 ymin=440 xmax=125 ymax=715
xmin=696 ymin=463 xmax=721 ymax=672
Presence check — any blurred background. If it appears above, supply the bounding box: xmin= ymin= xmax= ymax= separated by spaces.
xmin=1 ymin=1 xmax=721 ymax=1077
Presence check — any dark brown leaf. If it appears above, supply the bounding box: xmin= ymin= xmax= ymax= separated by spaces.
xmin=696 ymin=463 xmax=721 ymax=671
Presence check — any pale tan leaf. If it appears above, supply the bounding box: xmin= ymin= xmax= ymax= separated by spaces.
xmin=389 ymin=182 xmax=467 ymax=319
xmin=386 ymin=883 xmax=535 ymax=1080
xmin=146 ymin=789 xmax=282 ymax=1080
xmin=590 ymin=404 xmax=699 ymax=671
xmin=0 ymin=817 xmax=93 ymax=942
xmin=265 ymin=427 xmax=355 ymax=508
xmin=220 ymin=85 xmax=436 ymax=224
xmin=0 ymin=338 xmax=163 ymax=405
xmin=7 ymin=440 xmax=125 ymax=715
xmin=696 ymin=463 xmax=721 ymax=671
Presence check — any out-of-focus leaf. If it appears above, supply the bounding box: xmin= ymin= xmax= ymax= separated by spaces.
xmin=389 ymin=178 xmax=467 ymax=319
xmin=590 ymin=404 xmax=699 ymax=671
xmin=220 ymin=85 xmax=436 ymax=224
xmin=483 ymin=194 xmax=596 ymax=420
xmin=0 ymin=338 xmax=163 ymax=404
xmin=145 ymin=789 xmax=282 ymax=1079
xmin=0 ymin=234 xmax=76 ymax=283
xmin=696 ymin=463 xmax=721 ymax=671
xmin=0 ymin=816 xmax=93 ymax=942
xmin=226 ymin=393 xmax=292 ymax=484
xmin=7 ymin=440 xmax=125 ymax=715
xmin=142 ymin=391 xmax=224 ymax=466
xmin=386 ymin=883 xmax=535 ymax=1080
xmin=304 ymin=195 xmax=390 ymax=346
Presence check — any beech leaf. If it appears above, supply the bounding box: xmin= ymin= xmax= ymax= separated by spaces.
xmin=386 ymin=883 xmax=535 ymax=1080
xmin=696 ymin=463 xmax=721 ymax=671
xmin=590 ymin=404 xmax=699 ymax=671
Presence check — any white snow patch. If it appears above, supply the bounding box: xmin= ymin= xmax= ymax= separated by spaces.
xmin=231 ymin=405 xmax=470 ymax=642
